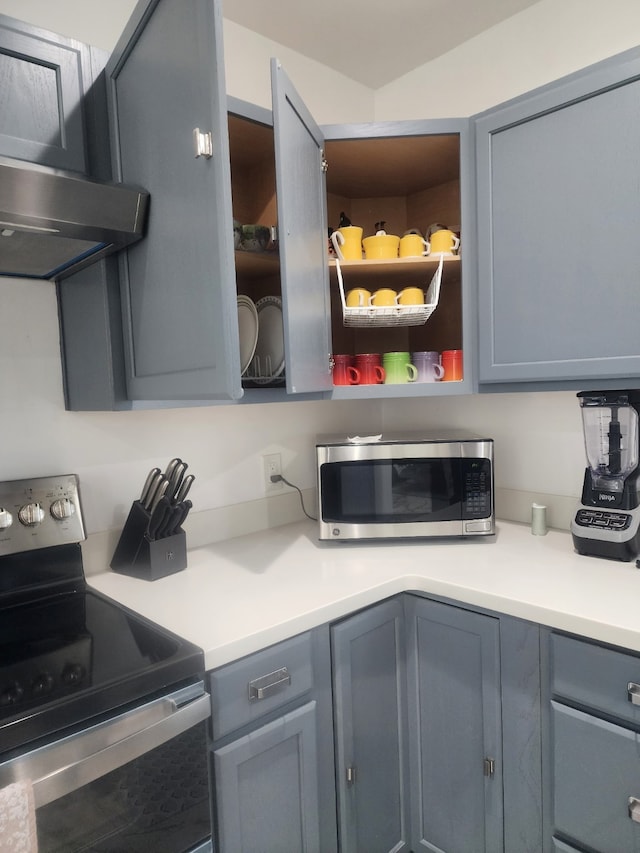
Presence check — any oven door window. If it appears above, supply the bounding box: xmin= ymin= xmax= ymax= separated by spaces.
xmin=35 ymin=719 xmax=211 ymax=853
xmin=321 ymin=458 xmax=463 ymax=523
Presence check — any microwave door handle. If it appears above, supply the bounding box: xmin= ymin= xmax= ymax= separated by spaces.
xmin=2 ymin=692 xmax=210 ymax=809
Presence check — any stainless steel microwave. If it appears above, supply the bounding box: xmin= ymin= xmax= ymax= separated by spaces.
xmin=316 ymin=432 xmax=494 ymax=542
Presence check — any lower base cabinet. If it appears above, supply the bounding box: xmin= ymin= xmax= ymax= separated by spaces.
xmin=209 ymin=594 xmax=543 ymax=853
xmin=544 ymin=631 xmax=640 ymax=853
xmin=214 ymin=701 xmax=321 ymax=853
xmin=331 ymin=597 xmax=411 ymax=853
xmin=406 ymin=596 xmax=503 ymax=853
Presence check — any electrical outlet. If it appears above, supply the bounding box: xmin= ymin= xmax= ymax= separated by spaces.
xmin=263 ymin=453 xmax=283 ymax=493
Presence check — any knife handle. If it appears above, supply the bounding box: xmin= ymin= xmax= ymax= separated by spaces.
xmin=175 ymin=474 xmax=195 ymax=504
xmin=147 ymin=496 xmax=171 ymax=540
xmin=168 ymin=461 xmax=188 ymax=501
xmin=176 ymin=499 xmax=192 ymax=531
xmin=140 ymin=467 xmax=161 ymax=506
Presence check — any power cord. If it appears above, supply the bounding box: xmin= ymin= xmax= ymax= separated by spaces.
xmin=270 ymin=474 xmax=317 ymax=521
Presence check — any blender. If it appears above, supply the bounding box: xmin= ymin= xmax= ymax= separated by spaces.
xmin=571 ymin=390 xmax=640 ymax=560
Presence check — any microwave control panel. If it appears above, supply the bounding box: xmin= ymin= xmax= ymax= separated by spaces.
xmin=461 ymin=459 xmax=492 ymax=519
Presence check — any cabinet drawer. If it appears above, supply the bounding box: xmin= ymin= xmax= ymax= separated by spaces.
xmin=551 ymin=633 xmax=640 ymax=727
xmin=209 ymin=631 xmax=314 ymax=740
xmin=552 ymin=701 xmax=640 ymax=853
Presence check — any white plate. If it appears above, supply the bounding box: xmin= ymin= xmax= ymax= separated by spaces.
xmin=237 ymin=295 xmax=259 ymax=376
xmin=250 ymin=295 xmax=285 ymax=384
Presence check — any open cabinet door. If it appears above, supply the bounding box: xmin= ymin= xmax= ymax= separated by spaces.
xmin=271 ymin=59 xmax=333 ymax=394
xmin=106 ymin=0 xmax=241 ymax=401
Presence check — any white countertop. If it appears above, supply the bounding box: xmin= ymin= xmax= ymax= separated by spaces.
xmin=88 ymin=520 xmax=640 ymax=670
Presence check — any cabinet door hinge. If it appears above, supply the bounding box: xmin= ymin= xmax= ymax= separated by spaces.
xmin=346 ymin=766 xmax=356 ymax=786
xmin=483 ymin=757 xmax=495 ymax=778
xmin=193 ymin=128 xmax=213 ymax=159
xmin=320 ymin=148 xmax=328 ymax=173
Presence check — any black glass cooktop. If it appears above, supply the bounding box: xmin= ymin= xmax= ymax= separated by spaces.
xmin=0 ymin=546 xmax=204 ymax=756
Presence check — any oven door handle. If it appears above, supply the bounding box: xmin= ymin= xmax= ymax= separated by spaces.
xmin=1 ymin=686 xmax=211 ymax=809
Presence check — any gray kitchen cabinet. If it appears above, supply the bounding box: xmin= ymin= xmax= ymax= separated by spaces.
xmin=208 ymin=627 xmax=337 ymax=853
xmin=543 ymin=630 xmax=640 ymax=853
xmin=332 ymin=594 xmax=541 ymax=853
xmin=331 ymin=597 xmax=411 ymax=853
xmin=0 ymin=13 xmax=90 ymax=172
xmin=476 ymin=45 xmax=640 ymax=387
xmin=406 ymin=595 xmax=504 ymax=853
xmin=105 ymin=0 xmax=240 ymax=402
xmin=59 ymin=0 xmax=477 ymax=408
xmin=273 ymin=66 xmax=478 ymax=399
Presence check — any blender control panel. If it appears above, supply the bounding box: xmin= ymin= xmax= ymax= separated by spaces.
xmin=574 ymin=508 xmax=632 ymax=531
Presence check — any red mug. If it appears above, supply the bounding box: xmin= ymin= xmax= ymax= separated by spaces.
xmin=441 ymin=349 xmax=463 ymax=381
xmin=332 ymin=354 xmax=361 ymax=386
xmin=354 ymin=353 xmax=385 ymax=385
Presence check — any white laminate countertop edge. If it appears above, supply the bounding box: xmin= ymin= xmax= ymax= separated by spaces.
xmin=87 ymin=519 xmax=640 ymax=671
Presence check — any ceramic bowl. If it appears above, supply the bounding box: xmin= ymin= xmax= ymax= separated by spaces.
xmin=239 ymin=224 xmax=270 ymax=253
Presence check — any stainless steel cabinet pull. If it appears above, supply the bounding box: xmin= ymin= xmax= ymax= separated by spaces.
xmin=484 ymin=757 xmax=495 ymax=777
xmin=193 ymin=128 xmax=213 ymax=159
xmin=629 ymin=797 xmax=640 ymax=822
xmin=628 ymin=682 xmax=640 ymax=705
xmin=346 ymin=766 xmax=356 ymax=786
xmin=248 ymin=667 xmax=291 ymax=701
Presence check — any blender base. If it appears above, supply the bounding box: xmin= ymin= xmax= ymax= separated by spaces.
xmin=571 ymin=505 xmax=640 ymax=561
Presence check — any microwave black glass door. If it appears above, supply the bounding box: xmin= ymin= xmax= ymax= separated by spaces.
xmin=321 ymin=458 xmax=464 ymax=523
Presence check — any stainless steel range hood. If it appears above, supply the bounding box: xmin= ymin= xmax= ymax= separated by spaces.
xmin=0 ymin=156 xmax=149 ymax=280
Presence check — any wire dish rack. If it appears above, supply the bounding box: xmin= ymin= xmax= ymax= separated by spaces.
xmin=336 ymin=254 xmax=444 ymax=327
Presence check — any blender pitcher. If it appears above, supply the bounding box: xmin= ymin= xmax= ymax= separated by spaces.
xmin=579 ymin=390 xmax=640 ymax=496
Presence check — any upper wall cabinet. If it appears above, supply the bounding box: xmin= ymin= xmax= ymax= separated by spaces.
xmin=89 ymin=0 xmax=476 ymax=406
xmin=105 ymin=0 xmax=240 ymax=402
xmin=0 ymin=14 xmax=89 ymax=172
xmin=476 ymin=46 xmax=640 ymax=387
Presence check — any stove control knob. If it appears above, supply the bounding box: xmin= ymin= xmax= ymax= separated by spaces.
xmin=61 ymin=663 xmax=85 ymax=686
xmin=0 ymin=680 xmax=24 ymax=706
xmin=31 ymin=672 xmax=55 ymax=697
xmin=50 ymin=498 xmax=76 ymax=521
xmin=0 ymin=507 xmax=12 ymax=530
xmin=18 ymin=502 xmax=45 ymax=527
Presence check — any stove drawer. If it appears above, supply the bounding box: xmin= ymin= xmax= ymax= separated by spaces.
xmin=551 ymin=633 xmax=640 ymax=726
xmin=552 ymin=701 xmax=640 ymax=853
xmin=209 ymin=631 xmax=314 ymax=740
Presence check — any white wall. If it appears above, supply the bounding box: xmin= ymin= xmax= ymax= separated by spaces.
xmin=374 ymin=0 xmax=640 ymax=120
xmin=375 ymin=0 xmax=640 ymax=511
xmin=0 ymin=0 xmax=636 ymax=540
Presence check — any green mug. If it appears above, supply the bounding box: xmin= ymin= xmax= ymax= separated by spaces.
xmin=382 ymin=351 xmax=417 ymax=384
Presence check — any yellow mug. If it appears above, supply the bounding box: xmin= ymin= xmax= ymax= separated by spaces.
xmin=346 ymin=287 xmax=371 ymax=307
xmin=399 ymin=234 xmax=430 ymax=258
xmin=362 ymin=233 xmax=400 ymax=260
xmin=397 ymin=286 xmax=424 ymax=305
xmin=430 ymin=229 xmax=460 ymax=254
xmin=331 ymin=226 xmax=363 ymax=261
xmin=370 ymin=288 xmax=397 ymax=307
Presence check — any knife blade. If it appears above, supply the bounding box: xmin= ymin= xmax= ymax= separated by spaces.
xmin=140 ymin=468 xmax=161 ymax=508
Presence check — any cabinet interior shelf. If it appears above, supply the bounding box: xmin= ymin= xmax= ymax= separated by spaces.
xmin=235 ymin=250 xmax=280 ymax=278
xmin=329 ymin=254 xmax=460 ymax=281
